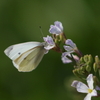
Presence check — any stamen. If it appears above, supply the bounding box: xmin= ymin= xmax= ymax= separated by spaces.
xmin=88 ymin=89 xmax=93 ymax=93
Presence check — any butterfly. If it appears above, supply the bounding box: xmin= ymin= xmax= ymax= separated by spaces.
xmin=4 ymin=42 xmax=47 ymax=72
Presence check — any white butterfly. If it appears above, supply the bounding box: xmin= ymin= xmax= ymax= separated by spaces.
xmin=4 ymin=42 xmax=48 ymax=72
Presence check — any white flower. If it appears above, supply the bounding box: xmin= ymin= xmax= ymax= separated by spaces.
xmin=43 ymin=35 xmax=55 ymax=50
xmin=71 ymin=74 xmax=97 ymax=100
xmin=49 ymin=21 xmax=63 ymax=35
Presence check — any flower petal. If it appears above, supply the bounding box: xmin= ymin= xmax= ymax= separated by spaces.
xmin=87 ymin=74 xmax=93 ymax=89
xmin=54 ymin=21 xmax=63 ymax=31
xmin=91 ymin=89 xmax=97 ymax=96
xmin=76 ymin=82 xmax=88 ymax=93
xmin=49 ymin=21 xmax=63 ymax=35
xmin=43 ymin=35 xmax=55 ymax=50
xmin=61 ymin=52 xmax=79 ymax=63
xmin=61 ymin=52 xmax=72 ymax=63
xmin=65 ymin=39 xmax=76 ymax=48
xmin=43 ymin=35 xmax=55 ymax=45
xmin=49 ymin=26 xmax=61 ymax=34
xmin=61 ymin=52 xmax=72 ymax=57
xmin=71 ymin=80 xmax=79 ymax=88
xmin=72 ymin=55 xmax=79 ymax=62
xmin=64 ymin=46 xmax=74 ymax=52
xmin=61 ymin=55 xmax=72 ymax=63
xmin=84 ymin=94 xmax=91 ymax=100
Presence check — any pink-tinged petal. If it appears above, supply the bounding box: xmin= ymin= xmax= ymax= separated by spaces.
xmin=71 ymin=80 xmax=79 ymax=88
xmin=87 ymin=74 xmax=93 ymax=89
xmin=76 ymin=82 xmax=88 ymax=93
xmin=84 ymin=94 xmax=91 ymax=100
xmin=91 ymin=89 xmax=97 ymax=97
xmin=72 ymin=55 xmax=79 ymax=62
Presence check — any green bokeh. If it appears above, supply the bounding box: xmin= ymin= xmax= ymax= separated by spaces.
xmin=0 ymin=0 xmax=100 ymax=100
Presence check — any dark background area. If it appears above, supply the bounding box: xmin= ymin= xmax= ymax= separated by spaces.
xmin=0 ymin=0 xmax=100 ymax=100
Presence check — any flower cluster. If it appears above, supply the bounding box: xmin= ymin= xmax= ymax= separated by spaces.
xmin=43 ymin=21 xmax=82 ymax=64
xmin=45 ymin=21 xmax=100 ymax=100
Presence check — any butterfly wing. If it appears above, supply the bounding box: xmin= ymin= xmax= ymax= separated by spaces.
xmin=13 ymin=46 xmax=46 ymax=72
xmin=4 ymin=42 xmax=46 ymax=72
xmin=4 ymin=42 xmax=43 ymax=60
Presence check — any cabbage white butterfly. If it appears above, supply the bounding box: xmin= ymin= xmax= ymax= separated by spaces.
xmin=4 ymin=42 xmax=47 ymax=72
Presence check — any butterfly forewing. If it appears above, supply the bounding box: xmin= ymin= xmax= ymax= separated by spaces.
xmin=4 ymin=42 xmax=47 ymax=72
xmin=4 ymin=42 xmax=43 ymax=60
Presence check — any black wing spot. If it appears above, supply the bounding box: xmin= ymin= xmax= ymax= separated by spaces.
xmin=18 ymin=52 xmax=21 ymax=55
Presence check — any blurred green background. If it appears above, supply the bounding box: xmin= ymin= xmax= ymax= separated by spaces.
xmin=0 ymin=0 xmax=100 ymax=100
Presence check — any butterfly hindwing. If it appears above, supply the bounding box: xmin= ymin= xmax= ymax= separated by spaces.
xmin=13 ymin=46 xmax=46 ymax=72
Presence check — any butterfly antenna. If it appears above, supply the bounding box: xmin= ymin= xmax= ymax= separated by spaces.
xmin=39 ymin=26 xmax=44 ymax=37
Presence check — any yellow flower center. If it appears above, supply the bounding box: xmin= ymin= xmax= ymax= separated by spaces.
xmin=88 ymin=89 xmax=93 ymax=93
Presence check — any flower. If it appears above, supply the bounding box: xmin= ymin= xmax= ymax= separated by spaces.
xmin=62 ymin=39 xmax=79 ymax=64
xmin=43 ymin=35 xmax=55 ymax=50
xmin=61 ymin=52 xmax=79 ymax=64
xmin=63 ymin=39 xmax=82 ymax=57
xmin=49 ymin=21 xmax=63 ymax=35
xmin=71 ymin=74 xmax=97 ymax=100
xmin=61 ymin=52 xmax=72 ymax=63
xmin=64 ymin=39 xmax=77 ymax=52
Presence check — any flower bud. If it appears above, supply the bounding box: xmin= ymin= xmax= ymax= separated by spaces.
xmin=93 ymin=63 xmax=98 ymax=72
xmin=86 ymin=65 xmax=91 ymax=72
xmin=84 ymin=55 xmax=89 ymax=62
xmin=94 ymin=55 xmax=100 ymax=69
xmin=95 ymin=55 xmax=100 ymax=63
xmin=88 ymin=55 xmax=93 ymax=65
